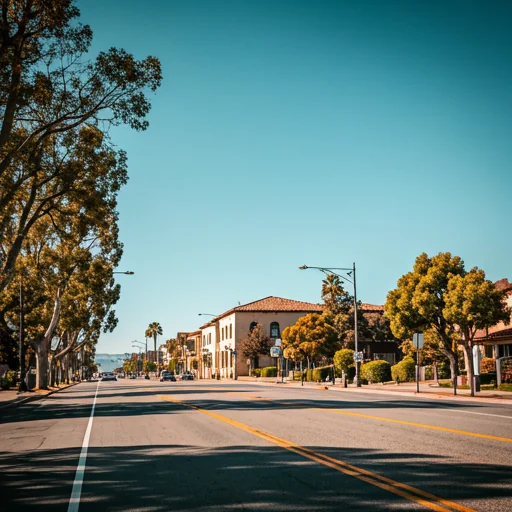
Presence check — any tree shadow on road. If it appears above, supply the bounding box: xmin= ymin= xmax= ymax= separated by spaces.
xmin=0 ymin=442 xmax=510 ymax=512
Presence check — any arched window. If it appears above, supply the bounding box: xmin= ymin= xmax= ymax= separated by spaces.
xmin=249 ymin=322 xmax=258 ymax=332
xmin=270 ymin=322 xmax=280 ymax=338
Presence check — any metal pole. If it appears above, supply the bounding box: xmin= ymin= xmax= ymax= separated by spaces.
xmin=18 ymin=279 xmax=27 ymax=392
xmin=416 ymin=340 xmax=420 ymax=393
xmin=353 ymin=262 xmax=361 ymax=387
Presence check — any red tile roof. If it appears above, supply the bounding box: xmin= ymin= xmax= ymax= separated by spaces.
xmin=212 ymin=296 xmax=324 ymax=321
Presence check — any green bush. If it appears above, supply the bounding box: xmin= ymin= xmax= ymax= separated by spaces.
xmin=498 ymin=383 xmax=512 ymax=392
xmin=0 ymin=370 xmax=17 ymax=390
xmin=251 ymin=368 xmax=261 ymax=377
xmin=260 ymin=366 xmax=277 ymax=378
xmin=361 ymin=360 xmax=392 ymax=384
xmin=391 ymin=358 xmax=415 ymax=383
xmin=312 ymin=366 xmax=332 ymax=382
xmin=479 ymin=373 xmax=496 ymax=385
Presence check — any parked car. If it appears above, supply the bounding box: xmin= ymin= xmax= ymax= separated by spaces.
xmin=181 ymin=371 xmax=194 ymax=381
xmin=160 ymin=371 xmax=176 ymax=382
xmin=101 ymin=372 xmax=117 ymax=382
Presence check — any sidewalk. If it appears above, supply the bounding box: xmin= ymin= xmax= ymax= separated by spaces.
xmin=239 ymin=377 xmax=512 ymax=405
xmin=0 ymin=382 xmax=78 ymax=410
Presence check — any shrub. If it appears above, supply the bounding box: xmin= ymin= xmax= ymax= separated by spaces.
xmin=260 ymin=366 xmax=277 ymax=378
xmin=0 ymin=370 xmax=17 ymax=390
xmin=312 ymin=366 xmax=332 ymax=382
xmin=479 ymin=373 xmax=496 ymax=385
xmin=334 ymin=349 xmax=354 ymax=375
xmin=391 ymin=358 xmax=415 ymax=383
xmin=251 ymin=368 xmax=261 ymax=377
xmin=361 ymin=360 xmax=391 ymax=384
xmin=480 ymin=357 xmax=496 ymax=373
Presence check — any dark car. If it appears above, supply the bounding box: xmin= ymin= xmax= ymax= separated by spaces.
xmin=101 ymin=372 xmax=117 ymax=382
xmin=181 ymin=372 xmax=194 ymax=381
xmin=160 ymin=371 xmax=176 ymax=382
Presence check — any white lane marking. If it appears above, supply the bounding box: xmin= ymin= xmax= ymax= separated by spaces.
xmin=437 ymin=406 xmax=512 ymax=420
xmin=67 ymin=381 xmax=100 ymax=512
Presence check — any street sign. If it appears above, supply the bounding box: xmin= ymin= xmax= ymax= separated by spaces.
xmin=413 ymin=333 xmax=424 ymax=349
xmin=353 ymin=351 xmax=364 ymax=362
xmin=270 ymin=346 xmax=281 ymax=357
xmin=274 ymin=338 xmax=282 ymax=346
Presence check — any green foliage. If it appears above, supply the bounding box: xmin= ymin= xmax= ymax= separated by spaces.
xmin=479 ymin=373 xmax=496 ymax=385
xmin=144 ymin=360 xmax=156 ymax=373
xmin=498 ymin=384 xmax=512 ymax=392
xmin=260 ymin=366 xmax=277 ymax=378
xmin=334 ymin=349 xmax=354 ymax=374
xmin=282 ymin=313 xmax=339 ymax=363
xmin=0 ymin=1 xmax=162 ymax=294
xmin=391 ymin=358 xmax=416 ymax=383
xmin=0 ymin=370 xmax=17 ymax=389
xmin=480 ymin=357 xmax=496 ymax=373
xmin=361 ymin=360 xmax=392 ymax=384
xmin=312 ymin=366 xmax=332 ymax=382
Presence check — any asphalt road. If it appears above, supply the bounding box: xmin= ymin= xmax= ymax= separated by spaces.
xmin=1 ymin=379 xmax=511 ymax=511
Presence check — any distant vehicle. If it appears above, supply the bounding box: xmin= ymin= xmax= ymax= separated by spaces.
xmin=160 ymin=371 xmax=176 ymax=382
xmin=144 ymin=374 xmax=150 ymax=380
xmin=101 ymin=372 xmax=117 ymax=382
xmin=130 ymin=374 xmax=137 ymax=379
xmin=181 ymin=371 xmax=194 ymax=381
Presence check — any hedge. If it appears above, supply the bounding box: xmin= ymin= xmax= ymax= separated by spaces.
xmin=391 ymin=358 xmax=415 ymax=383
xmin=260 ymin=366 xmax=277 ymax=378
xmin=251 ymin=368 xmax=261 ymax=377
xmin=0 ymin=370 xmax=17 ymax=390
xmin=312 ymin=366 xmax=332 ymax=382
xmin=361 ymin=360 xmax=391 ymax=384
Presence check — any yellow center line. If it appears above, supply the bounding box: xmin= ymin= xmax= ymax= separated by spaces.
xmin=158 ymin=395 xmax=475 ymax=512
xmin=317 ymin=409 xmax=512 ymax=444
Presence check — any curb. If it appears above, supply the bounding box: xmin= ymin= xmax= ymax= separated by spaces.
xmin=247 ymin=379 xmax=512 ymax=405
xmin=0 ymin=382 xmax=79 ymax=410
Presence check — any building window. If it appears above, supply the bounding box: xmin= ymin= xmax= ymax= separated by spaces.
xmin=208 ymin=333 xmax=211 ymax=344
xmin=249 ymin=322 xmax=258 ymax=332
xmin=229 ymin=324 xmax=232 ymax=338
xmin=222 ymin=327 xmax=224 ymax=340
xmin=270 ymin=322 xmax=280 ymax=338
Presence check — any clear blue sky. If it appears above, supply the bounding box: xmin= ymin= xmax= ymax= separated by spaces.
xmin=76 ymin=0 xmax=512 ymax=354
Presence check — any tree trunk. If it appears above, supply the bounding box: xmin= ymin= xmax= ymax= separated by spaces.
xmin=462 ymin=342 xmax=476 ymax=397
xmin=35 ymin=287 xmax=62 ymax=390
xmin=36 ymin=340 xmax=50 ymax=389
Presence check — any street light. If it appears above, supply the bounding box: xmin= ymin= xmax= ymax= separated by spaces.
xmin=299 ymin=263 xmax=361 ymax=387
xmin=198 ymin=313 xmax=216 ymax=317
xmin=113 ymin=271 xmax=135 ymax=275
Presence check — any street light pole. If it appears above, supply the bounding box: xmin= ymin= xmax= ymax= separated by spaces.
xmin=18 ymin=278 xmax=27 ymax=393
xmin=299 ymin=263 xmax=361 ymax=387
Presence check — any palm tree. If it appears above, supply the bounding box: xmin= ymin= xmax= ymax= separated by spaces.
xmin=147 ymin=322 xmax=163 ymax=366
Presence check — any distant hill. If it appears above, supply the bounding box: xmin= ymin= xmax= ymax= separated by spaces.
xmin=94 ymin=353 xmax=130 ymax=372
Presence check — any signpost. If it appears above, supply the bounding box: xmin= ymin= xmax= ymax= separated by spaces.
xmin=413 ymin=333 xmax=424 ymax=393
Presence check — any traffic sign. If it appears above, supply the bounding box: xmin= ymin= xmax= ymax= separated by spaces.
xmin=270 ymin=346 xmax=281 ymax=357
xmin=413 ymin=333 xmax=424 ymax=349
xmin=353 ymin=351 xmax=364 ymax=362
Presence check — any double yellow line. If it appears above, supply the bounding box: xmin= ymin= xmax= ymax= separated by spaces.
xmin=159 ymin=395 xmax=475 ymax=512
